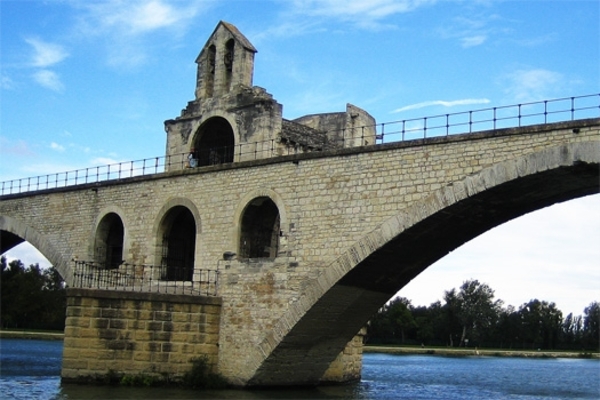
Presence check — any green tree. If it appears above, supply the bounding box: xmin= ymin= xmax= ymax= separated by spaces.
xmin=454 ymin=279 xmax=503 ymax=347
xmin=0 ymin=256 xmax=66 ymax=330
xmin=561 ymin=312 xmax=583 ymax=348
xmin=518 ymin=299 xmax=563 ymax=349
xmin=386 ymin=297 xmax=417 ymax=344
xmin=494 ymin=305 xmax=521 ymax=349
xmin=441 ymin=288 xmax=462 ymax=346
xmin=583 ymin=301 xmax=600 ymax=350
xmin=367 ymin=297 xmax=416 ymax=344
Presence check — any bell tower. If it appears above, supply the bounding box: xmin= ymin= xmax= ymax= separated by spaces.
xmin=164 ymin=21 xmax=375 ymax=172
xmin=195 ymin=21 xmax=257 ymax=100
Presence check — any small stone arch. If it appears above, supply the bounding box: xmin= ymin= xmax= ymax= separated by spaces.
xmin=0 ymin=215 xmax=72 ymax=284
xmin=153 ymin=198 xmax=201 ymax=281
xmin=192 ymin=116 xmax=235 ymax=166
xmin=93 ymin=211 xmax=126 ymax=269
xmin=234 ymin=189 xmax=288 ymax=260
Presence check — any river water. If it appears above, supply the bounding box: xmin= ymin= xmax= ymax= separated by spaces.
xmin=1 ymin=338 xmax=599 ymax=399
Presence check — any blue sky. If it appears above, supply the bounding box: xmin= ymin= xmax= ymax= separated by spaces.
xmin=1 ymin=0 xmax=599 ymax=316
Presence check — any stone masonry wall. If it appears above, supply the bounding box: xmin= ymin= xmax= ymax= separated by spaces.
xmin=1 ymin=119 xmax=598 ymax=385
xmin=62 ymin=288 xmax=221 ymax=383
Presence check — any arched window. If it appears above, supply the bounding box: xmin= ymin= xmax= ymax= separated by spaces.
xmin=206 ymin=44 xmax=216 ymax=97
xmin=95 ymin=213 xmax=124 ymax=269
xmin=194 ymin=117 xmax=235 ymax=166
xmin=224 ymin=39 xmax=234 ymax=91
xmin=239 ymin=197 xmax=280 ymax=259
xmin=160 ymin=206 xmax=196 ymax=281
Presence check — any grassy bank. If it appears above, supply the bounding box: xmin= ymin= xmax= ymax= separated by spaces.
xmin=364 ymin=345 xmax=600 ymax=359
xmin=0 ymin=329 xmax=64 ymax=341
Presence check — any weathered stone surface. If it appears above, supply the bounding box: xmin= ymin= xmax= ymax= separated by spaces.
xmin=1 ymin=120 xmax=598 ymax=387
xmin=61 ymin=289 xmax=221 ymax=383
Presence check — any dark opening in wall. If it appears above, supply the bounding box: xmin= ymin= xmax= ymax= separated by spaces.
xmin=206 ymin=44 xmax=216 ymax=97
xmin=224 ymin=39 xmax=234 ymax=91
xmin=160 ymin=206 xmax=196 ymax=281
xmin=95 ymin=213 xmax=124 ymax=269
xmin=239 ymin=197 xmax=280 ymax=259
xmin=194 ymin=117 xmax=235 ymax=166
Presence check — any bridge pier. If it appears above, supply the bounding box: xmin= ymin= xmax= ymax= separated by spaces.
xmin=61 ymin=288 xmax=365 ymax=386
xmin=320 ymin=328 xmax=366 ymax=384
xmin=61 ymin=289 xmax=221 ymax=384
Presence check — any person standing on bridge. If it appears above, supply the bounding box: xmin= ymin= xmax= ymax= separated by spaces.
xmin=188 ymin=147 xmax=198 ymax=168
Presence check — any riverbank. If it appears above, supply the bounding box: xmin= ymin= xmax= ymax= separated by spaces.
xmin=364 ymin=345 xmax=600 ymax=359
xmin=0 ymin=330 xmax=64 ymax=341
xmin=2 ymin=331 xmax=597 ymax=359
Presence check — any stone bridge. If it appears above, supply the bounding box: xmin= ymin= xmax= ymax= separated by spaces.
xmin=1 ymin=22 xmax=599 ymax=387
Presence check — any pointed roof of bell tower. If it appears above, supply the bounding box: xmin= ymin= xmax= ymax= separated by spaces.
xmin=196 ymin=21 xmax=256 ymax=63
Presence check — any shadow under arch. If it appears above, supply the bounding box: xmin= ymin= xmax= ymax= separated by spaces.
xmin=0 ymin=215 xmax=72 ymax=284
xmin=247 ymin=140 xmax=600 ymax=386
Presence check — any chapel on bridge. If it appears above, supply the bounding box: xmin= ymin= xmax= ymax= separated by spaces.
xmin=164 ymin=21 xmax=376 ymax=169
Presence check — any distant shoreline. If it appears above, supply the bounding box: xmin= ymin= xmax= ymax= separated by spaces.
xmin=1 ymin=331 xmax=597 ymax=359
xmin=364 ymin=345 xmax=600 ymax=359
xmin=0 ymin=330 xmax=64 ymax=341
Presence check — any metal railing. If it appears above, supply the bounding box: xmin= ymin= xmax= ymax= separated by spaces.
xmin=2 ymin=94 xmax=598 ymax=196
xmin=71 ymin=260 xmax=218 ymax=296
xmin=375 ymin=93 xmax=599 ymax=142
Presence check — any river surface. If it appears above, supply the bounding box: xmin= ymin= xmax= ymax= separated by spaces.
xmin=1 ymin=338 xmax=599 ymax=399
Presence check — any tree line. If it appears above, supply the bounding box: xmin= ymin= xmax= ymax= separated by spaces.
xmin=1 ymin=257 xmax=598 ymax=351
xmin=367 ymin=279 xmax=600 ymax=351
xmin=1 ymin=257 xmax=66 ymax=330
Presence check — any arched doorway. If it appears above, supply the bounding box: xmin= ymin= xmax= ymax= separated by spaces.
xmin=239 ymin=197 xmax=280 ymax=259
xmin=160 ymin=206 xmax=196 ymax=281
xmin=95 ymin=213 xmax=124 ymax=269
xmin=194 ymin=117 xmax=235 ymax=166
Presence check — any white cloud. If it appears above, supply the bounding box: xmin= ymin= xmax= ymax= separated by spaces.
xmin=32 ymin=70 xmax=64 ymax=92
xmin=392 ymin=98 xmax=490 ymax=113
xmin=90 ymin=157 xmax=122 ymax=166
xmin=290 ymin=0 xmax=437 ymax=29
xmin=502 ymin=68 xmax=563 ymax=103
xmin=436 ymin=11 xmax=505 ymax=49
xmin=50 ymin=142 xmax=66 ymax=152
xmin=71 ymin=0 xmax=209 ymax=68
xmin=461 ymin=35 xmax=487 ymax=48
xmin=25 ymin=38 xmax=69 ymax=68
xmin=76 ymin=0 xmax=205 ymax=36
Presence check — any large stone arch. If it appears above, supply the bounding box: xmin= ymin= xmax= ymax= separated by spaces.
xmin=247 ymin=140 xmax=600 ymax=386
xmin=192 ymin=116 xmax=236 ymax=166
xmin=0 ymin=215 xmax=72 ymax=284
